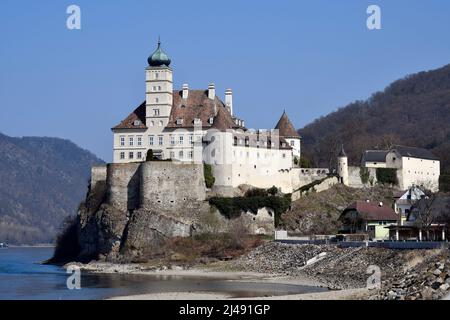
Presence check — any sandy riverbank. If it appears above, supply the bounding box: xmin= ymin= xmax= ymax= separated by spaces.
xmin=66 ymin=261 xmax=353 ymax=300
xmin=108 ymin=288 xmax=369 ymax=300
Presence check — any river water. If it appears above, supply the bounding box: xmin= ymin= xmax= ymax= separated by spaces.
xmin=0 ymin=247 xmax=327 ymax=300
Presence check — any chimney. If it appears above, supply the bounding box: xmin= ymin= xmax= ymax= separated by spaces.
xmin=225 ymin=88 xmax=233 ymax=115
xmin=182 ymin=83 xmax=189 ymax=99
xmin=208 ymin=83 xmax=215 ymax=100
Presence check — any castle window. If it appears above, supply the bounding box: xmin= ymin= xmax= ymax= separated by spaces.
xmin=179 ymin=150 xmax=184 ymax=158
xmin=155 ymin=98 xmax=159 ymax=103
xmin=282 ymin=153 xmax=286 ymax=158
xmin=234 ymin=136 xmax=238 ymax=146
xmin=155 ymin=73 xmax=159 ymax=79
xmin=137 ymin=136 xmax=142 ymax=146
xmin=170 ymin=135 xmax=175 ymax=145
xmin=209 ymin=117 xmax=214 ymax=124
xmin=290 ymin=140 xmax=295 ymax=146
xmin=154 ymin=109 xmax=160 ymax=116
xmin=149 ymin=135 xmax=154 ymax=146
xmin=134 ymin=120 xmax=141 ymax=126
xmin=129 ymin=152 xmax=134 ymax=159
xmin=176 ymin=118 xmax=183 ymax=125
xmin=158 ymin=136 xmax=163 ymax=146
xmin=152 ymin=86 xmax=156 ymax=91
xmin=189 ymin=135 xmax=194 ymax=145
xmin=158 ymin=86 xmax=161 ymax=91
xmin=170 ymin=151 xmax=175 ymax=159
xmin=150 ymin=121 xmax=154 ymax=127
xmin=194 ymin=118 xmax=201 ymax=125
xmin=188 ymin=151 xmax=193 ymax=159
xmin=120 ymin=136 xmax=125 ymax=147
xmin=158 ymin=121 xmax=163 ymax=127
xmin=129 ymin=136 xmax=134 ymax=146
xmin=120 ymin=152 xmax=125 ymax=160
xmin=137 ymin=152 xmax=142 ymax=159
xmin=179 ymin=135 xmax=184 ymax=145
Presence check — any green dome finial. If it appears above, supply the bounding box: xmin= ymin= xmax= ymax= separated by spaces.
xmin=148 ymin=37 xmax=171 ymax=67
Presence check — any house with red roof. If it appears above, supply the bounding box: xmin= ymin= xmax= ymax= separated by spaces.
xmin=339 ymin=200 xmax=399 ymax=240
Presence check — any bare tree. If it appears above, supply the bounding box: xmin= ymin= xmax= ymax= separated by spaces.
xmin=412 ymin=190 xmax=436 ymax=240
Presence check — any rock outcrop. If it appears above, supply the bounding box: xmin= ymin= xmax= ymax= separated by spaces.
xmin=75 ymin=161 xmax=209 ymax=262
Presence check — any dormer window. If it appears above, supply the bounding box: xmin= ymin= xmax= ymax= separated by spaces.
xmin=194 ymin=118 xmax=201 ymax=125
xmin=209 ymin=117 xmax=214 ymax=124
xmin=133 ymin=120 xmax=141 ymax=126
xmin=176 ymin=118 xmax=183 ymax=125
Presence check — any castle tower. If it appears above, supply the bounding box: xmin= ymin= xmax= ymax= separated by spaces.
xmin=274 ymin=111 xmax=301 ymax=163
xmin=337 ymin=144 xmax=349 ymax=186
xmin=145 ymin=38 xmax=173 ymax=132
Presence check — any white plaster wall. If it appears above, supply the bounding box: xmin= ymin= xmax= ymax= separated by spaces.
xmin=400 ymin=157 xmax=440 ymax=192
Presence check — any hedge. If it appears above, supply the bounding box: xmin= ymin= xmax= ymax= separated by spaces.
xmin=376 ymin=168 xmax=398 ymax=185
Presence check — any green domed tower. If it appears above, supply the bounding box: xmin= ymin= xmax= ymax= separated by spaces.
xmin=147 ymin=38 xmax=171 ymax=67
xmin=145 ymin=38 xmax=174 ymax=132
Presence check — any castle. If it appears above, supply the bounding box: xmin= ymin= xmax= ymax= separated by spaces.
xmin=107 ymin=40 xmax=440 ymax=198
xmin=111 ymin=40 xmax=318 ymax=194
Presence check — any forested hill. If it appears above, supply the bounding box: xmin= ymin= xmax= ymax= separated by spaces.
xmin=0 ymin=133 xmax=104 ymax=244
xmin=299 ymin=64 xmax=450 ymax=174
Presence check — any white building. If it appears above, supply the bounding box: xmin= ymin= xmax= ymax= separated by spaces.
xmin=362 ymin=145 xmax=440 ymax=192
xmin=385 ymin=146 xmax=440 ymax=192
xmin=111 ymin=40 xmax=302 ymax=193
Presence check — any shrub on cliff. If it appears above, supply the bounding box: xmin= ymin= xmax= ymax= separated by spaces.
xmin=47 ymin=215 xmax=81 ymax=264
xmin=203 ymin=163 xmax=215 ymax=188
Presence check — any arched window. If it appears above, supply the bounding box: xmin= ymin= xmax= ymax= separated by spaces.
xmin=159 ymin=121 xmax=163 ymax=127
xmin=149 ymin=121 xmax=154 ymax=127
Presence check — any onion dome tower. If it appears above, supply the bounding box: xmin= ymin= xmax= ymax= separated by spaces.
xmin=147 ymin=37 xmax=171 ymax=67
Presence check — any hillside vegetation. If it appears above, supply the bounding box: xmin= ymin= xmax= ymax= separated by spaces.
xmin=299 ymin=64 xmax=450 ymax=176
xmin=0 ymin=133 xmax=103 ymax=244
xmin=281 ymin=184 xmax=394 ymax=235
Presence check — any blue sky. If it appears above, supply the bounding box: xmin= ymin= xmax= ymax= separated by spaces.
xmin=1 ymin=0 xmax=450 ymax=161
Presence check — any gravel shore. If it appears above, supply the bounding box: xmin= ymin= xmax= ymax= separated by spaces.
xmin=66 ymin=242 xmax=450 ymax=300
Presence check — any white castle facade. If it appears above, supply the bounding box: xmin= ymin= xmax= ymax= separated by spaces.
xmin=110 ymin=40 xmax=440 ymax=195
xmin=111 ymin=40 xmax=311 ymax=194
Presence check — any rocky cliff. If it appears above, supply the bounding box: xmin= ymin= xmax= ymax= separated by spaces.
xmin=74 ymin=161 xmax=210 ymax=262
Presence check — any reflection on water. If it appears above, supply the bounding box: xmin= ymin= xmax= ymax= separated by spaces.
xmin=0 ymin=247 xmax=327 ymax=300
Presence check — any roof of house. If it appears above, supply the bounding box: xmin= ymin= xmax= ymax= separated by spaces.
xmin=112 ymin=90 xmax=244 ymax=131
xmin=362 ymin=150 xmax=388 ymax=163
xmin=390 ymin=145 xmax=439 ymax=161
xmin=343 ymin=201 xmax=398 ymax=221
xmin=274 ymin=111 xmax=300 ymax=138
xmin=112 ymin=101 xmax=147 ymax=130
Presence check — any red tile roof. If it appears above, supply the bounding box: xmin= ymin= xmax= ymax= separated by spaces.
xmin=112 ymin=90 xmax=244 ymax=130
xmin=275 ymin=111 xmax=300 ymax=138
xmin=345 ymin=201 xmax=398 ymax=221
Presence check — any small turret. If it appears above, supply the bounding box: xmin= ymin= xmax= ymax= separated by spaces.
xmin=337 ymin=144 xmax=349 ymax=186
